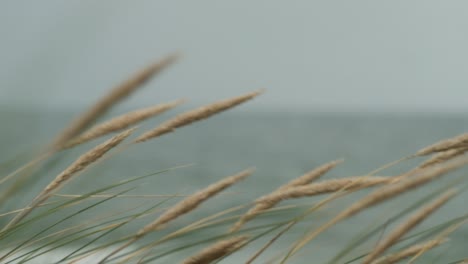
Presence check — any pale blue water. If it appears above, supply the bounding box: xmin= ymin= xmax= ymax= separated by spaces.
xmin=1 ymin=108 xmax=467 ymax=263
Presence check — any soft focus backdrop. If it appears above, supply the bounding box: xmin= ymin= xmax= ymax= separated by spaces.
xmin=1 ymin=1 xmax=468 ymax=112
xmin=1 ymin=2 xmax=468 ymax=263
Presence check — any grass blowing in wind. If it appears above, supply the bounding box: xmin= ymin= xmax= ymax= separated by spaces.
xmin=1 ymin=53 xmax=467 ymax=264
xmin=133 ymin=89 xmax=263 ymax=143
xmin=52 ymin=53 xmax=180 ymax=150
xmin=2 ymin=128 xmax=135 ymax=232
xmin=97 ymin=168 xmax=254 ymax=263
xmin=0 ymin=54 xmax=181 ymax=208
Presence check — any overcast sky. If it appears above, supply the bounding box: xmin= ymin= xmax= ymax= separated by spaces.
xmin=1 ymin=1 xmax=467 ymax=112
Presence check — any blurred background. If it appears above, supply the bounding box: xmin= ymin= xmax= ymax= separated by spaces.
xmin=1 ymin=1 xmax=468 ymax=263
xmin=1 ymin=1 xmax=468 ymax=112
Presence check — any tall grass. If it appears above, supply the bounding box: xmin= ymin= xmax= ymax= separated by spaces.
xmin=0 ymin=54 xmax=467 ymax=263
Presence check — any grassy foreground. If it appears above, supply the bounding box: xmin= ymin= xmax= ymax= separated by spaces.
xmin=0 ymin=54 xmax=467 ymax=264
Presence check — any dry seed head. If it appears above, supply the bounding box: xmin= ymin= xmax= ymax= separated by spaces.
xmin=230 ymin=176 xmax=389 ymax=233
xmin=137 ymin=168 xmax=254 ymax=236
xmin=291 ymin=157 xmax=468 ymax=252
xmin=64 ymin=100 xmax=183 ymax=148
xmin=372 ymin=239 xmax=447 ymax=264
xmin=134 ymin=90 xmax=263 ymax=143
xmin=419 ymin=147 xmax=467 ymax=169
xmin=230 ymin=160 xmax=342 ymax=232
xmin=279 ymin=159 xmax=343 ymax=191
xmin=416 ymin=133 xmax=468 ymax=156
xmin=332 ymin=158 xmax=467 ymax=225
xmin=44 ymin=128 xmax=134 ymax=196
xmin=363 ymin=189 xmax=457 ymax=264
xmin=182 ymin=236 xmax=249 ymax=264
xmin=257 ymin=176 xmax=391 ymax=205
xmin=52 ymin=53 xmax=179 ymax=149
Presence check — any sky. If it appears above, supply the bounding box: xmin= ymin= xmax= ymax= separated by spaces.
xmin=1 ymin=1 xmax=467 ymax=112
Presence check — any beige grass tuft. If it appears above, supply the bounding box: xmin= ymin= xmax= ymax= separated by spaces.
xmin=331 ymin=158 xmax=465 ymax=224
xmin=134 ymin=90 xmax=263 ymax=143
xmin=136 ymin=168 xmax=254 ymax=236
xmin=362 ymin=189 xmax=457 ymax=264
xmin=419 ymin=147 xmax=467 ymax=168
xmin=278 ymin=159 xmax=343 ymax=191
xmin=64 ymin=100 xmax=183 ymax=148
xmin=182 ymin=236 xmax=249 ymax=264
xmin=52 ymin=53 xmax=178 ymax=149
xmin=43 ymin=128 xmax=134 ymax=196
xmin=257 ymin=176 xmax=391 ymax=205
xmin=290 ymin=157 xmax=468 ymax=255
xmin=231 ymin=176 xmax=389 ymax=233
xmin=372 ymin=239 xmax=447 ymax=264
xmin=230 ymin=160 xmax=342 ymax=232
xmin=3 ymin=128 xmax=133 ymax=230
xmin=416 ymin=133 xmax=468 ymax=156
xmin=99 ymin=168 xmax=253 ymax=263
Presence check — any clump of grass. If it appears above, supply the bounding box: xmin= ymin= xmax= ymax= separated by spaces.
xmin=1 ymin=54 xmax=467 ymax=264
xmin=99 ymin=168 xmax=254 ymax=263
xmin=286 ymin=157 xmax=468 ymax=257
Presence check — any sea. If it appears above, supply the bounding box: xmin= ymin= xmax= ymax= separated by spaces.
xmin=0 ymin=108 xmax=467 ymax=263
